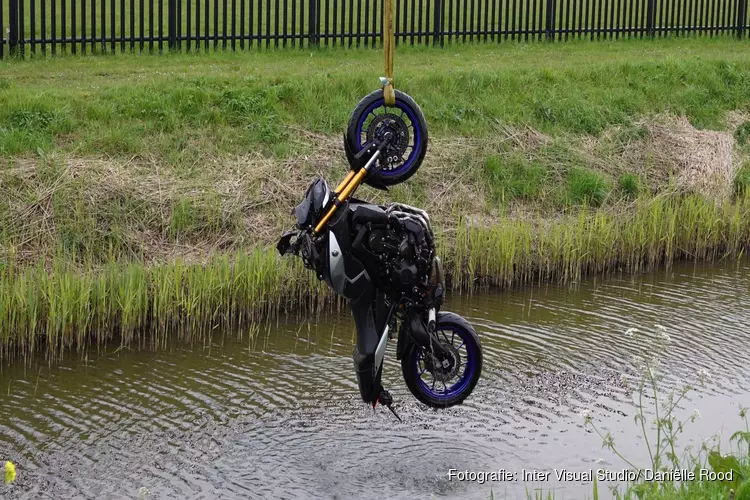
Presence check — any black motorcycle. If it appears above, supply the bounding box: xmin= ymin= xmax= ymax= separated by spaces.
xmin=277 ymin=92 xmax=482 ymax=415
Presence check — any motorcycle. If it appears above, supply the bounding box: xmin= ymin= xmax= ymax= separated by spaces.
xmin=277 ymin=91 xmax=482 ymax=416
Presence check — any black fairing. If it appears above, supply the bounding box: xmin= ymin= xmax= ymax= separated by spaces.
xmin=324 ymin=199 xmax=391 ymax=404
xmin=351 ymin=286 xmax=391 ymax=403
xmin=295 ymin=178 xmax=330 ymax=229
xmin=323 ymin=202 xmax=371 ymax=301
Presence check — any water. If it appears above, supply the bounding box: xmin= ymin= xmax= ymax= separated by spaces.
xmin=1 ymin=260 xmax=750 ymax=499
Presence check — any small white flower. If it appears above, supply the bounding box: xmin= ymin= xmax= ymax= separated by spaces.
xmin=697 ymin=368 xmax=712 ymax=384
xmin=703 ymin=434 xmax=720 ymax=446
xmin=630 ymin=354 xmax=645 ymax=368
xmin=658 ymin=329 xmax=671 ymax=343
xmin=692 ymin=409 xmax=701 ymax=420
xmin=624 ymin=327 xmax=639 ymax=338
xmin=580 ymin=409 xmax=592 ymax=422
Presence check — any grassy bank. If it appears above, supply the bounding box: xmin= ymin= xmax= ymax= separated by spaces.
xmin=1 ymin=38 xmax=749 ymax=263
xmin=3 ymin=193 xmax=750 ymax=362
xmin=1 ymin=38 xmax=750 ymax=360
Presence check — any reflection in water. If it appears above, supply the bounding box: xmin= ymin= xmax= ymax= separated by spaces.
xmin=1 ymin=260 xmax=749 ymax=499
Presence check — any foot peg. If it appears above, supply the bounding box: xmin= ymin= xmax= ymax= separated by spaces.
xmin=373 ymin=389 xmax=402 ymax=422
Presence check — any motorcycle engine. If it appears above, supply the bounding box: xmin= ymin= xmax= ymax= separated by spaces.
xmin=368 ymin=204 xmax=443 ymax=308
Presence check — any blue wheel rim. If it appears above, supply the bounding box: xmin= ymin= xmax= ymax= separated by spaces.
xmin=413 ymin=325 xmax=478 ymax=402
xmin=354 ymin=97 xmax=422 ymax=177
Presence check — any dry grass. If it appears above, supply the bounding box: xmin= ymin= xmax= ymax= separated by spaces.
xmin=581 ymin=115 xmax=739 ymax=198
xmin=643 ymin=117 xmax=735 ymax=199
xmin=1 ymin=114 xmax=747 ymax=267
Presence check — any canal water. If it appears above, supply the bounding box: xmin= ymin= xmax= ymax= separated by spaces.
xmin=1 ymin=259 xmax=749 ymax=499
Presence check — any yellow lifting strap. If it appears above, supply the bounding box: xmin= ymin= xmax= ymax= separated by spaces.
xmin=383 ymin=0 xmax=396 ymax=107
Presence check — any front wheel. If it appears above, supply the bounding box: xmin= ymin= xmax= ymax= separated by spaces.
xmin=346 ymin=89 xmax=428 ymax=187
xmin=401 ymin=312 xmax=482 ymax=408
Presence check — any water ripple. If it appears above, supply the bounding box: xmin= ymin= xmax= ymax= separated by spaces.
xmin=1 ymin=260 xmax=749 ymax=499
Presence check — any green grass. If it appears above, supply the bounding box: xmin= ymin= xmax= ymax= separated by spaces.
xmin=1 ymin=38 xmax=749 ymax=164
xmin=736 ymin=163 xmax=750 ymax=197
xmin=736 ymin=121 xmax=750 ymax=147
xmin=484 ymin=154 xmax=549 ymax=202
xmin=618 ymin=172 xmax=641 ymax=198
xmin=565 ymin=167 xmax=610 ymax=206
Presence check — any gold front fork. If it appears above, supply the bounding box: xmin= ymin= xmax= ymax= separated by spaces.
xmin=313 ymin=150 xmax=382 ymax=236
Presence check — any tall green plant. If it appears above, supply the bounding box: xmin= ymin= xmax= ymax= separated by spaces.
xmin=582 ymin=325 xmax=750 ymax=499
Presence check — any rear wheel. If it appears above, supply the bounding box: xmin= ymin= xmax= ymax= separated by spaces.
xmin=346 ymin=89 xmax=428 ymax=187
xmin=401 ymin=312 xmax=482 ymax=408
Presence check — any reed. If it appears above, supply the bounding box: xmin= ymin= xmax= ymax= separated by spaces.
xmin=2 ymin=192 xmax=750 ymax=363
xmin=449 ymin=193 xmax=750 ymax=289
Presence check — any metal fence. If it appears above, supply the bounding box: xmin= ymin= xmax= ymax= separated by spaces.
xmin=2 ymin=0 xmax=749 ymax=58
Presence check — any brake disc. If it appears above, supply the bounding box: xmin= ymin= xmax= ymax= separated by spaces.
xmin=424 ymin=342 xmax=461 ymax=383
xmin=367 ymin=113 xmax=410 ymax=170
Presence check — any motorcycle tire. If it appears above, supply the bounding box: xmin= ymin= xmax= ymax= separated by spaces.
xmin=401 ymin=311 xmax=483 ymax=408
xmin=346 ymin=89 xmax=428 ymax=187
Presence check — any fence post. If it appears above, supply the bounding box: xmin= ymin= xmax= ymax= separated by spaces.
xmin=738 ymin=0 xmax=748 ymax=38
xmin=168 ymin=0 xmax=177 ymax=50
xmin=309 ymin=0 xmax=319 ymax=46
xmin=8 ymin=0 xmax=18 ymax=56
xmin=433 ymin=0 xmax=443 ymax=46
xmin=545 ymin=0 xmax=554 ymax=40
xmin=646 ymin=0 xmax=656 ymax=38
